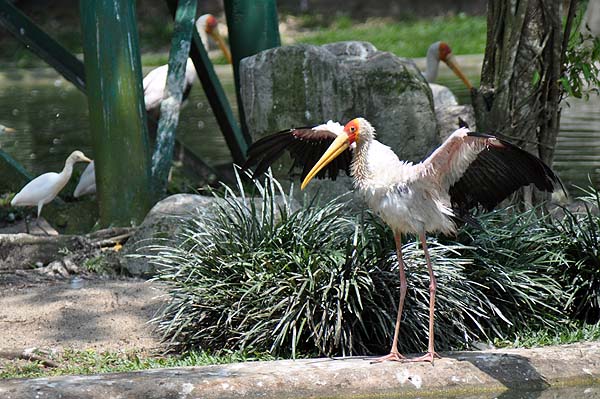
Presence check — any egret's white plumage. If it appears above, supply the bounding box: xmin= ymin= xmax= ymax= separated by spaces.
xmin=11 ymin=150 xmax=92 ymax=221
xmin=246 ymin=117 xmax=561 ymax=363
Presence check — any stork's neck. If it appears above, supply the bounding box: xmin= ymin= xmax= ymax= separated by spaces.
xmin=424 ymin=48 xmax=440 ymax=83
xmin=351 ymin=139 xmax=374 ymax=189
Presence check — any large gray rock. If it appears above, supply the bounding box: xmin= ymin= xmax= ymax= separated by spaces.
xmin=121 ymin=193 xmax=296 ymax=277
xmin=120 ymin=194 xmax=217 ymax=277
xmin=240 ymin=41 xmax=439 ymax=168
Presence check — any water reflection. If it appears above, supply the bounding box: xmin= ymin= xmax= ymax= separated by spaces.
xmin=0 ymin=65 xmax=236 ymax=178
xmin=0 ymin=65 xmax=598 ymax=192
xmin=443 ymin=385 xmax=600 ymax=399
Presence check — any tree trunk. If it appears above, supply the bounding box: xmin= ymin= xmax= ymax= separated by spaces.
xmin=473 ymin=0 xmax=577 ymax=202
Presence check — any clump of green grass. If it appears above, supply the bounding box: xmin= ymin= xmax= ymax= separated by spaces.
xmin=494 ymin=321 xmax=600 ymax=349
xmin=146 ymin=171 xmax=570 ymax=358
xmin=294 ymin=14 xmax=487 ymax=58
xmin=547 ymin=186 xmax=600 ymax=322
xmin=0 ymin=348 xmax=271 ymax=379
xmin=451 ymin=207 xmax=570 ymax=336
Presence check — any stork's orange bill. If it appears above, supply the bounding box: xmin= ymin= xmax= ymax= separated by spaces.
xmin=210 ymin=30 xmax=232 ymax=64
xmin=301 ymin=132 xmax=350 ymax=190
xmin=443 ymin=54 xmax=473 ymax=90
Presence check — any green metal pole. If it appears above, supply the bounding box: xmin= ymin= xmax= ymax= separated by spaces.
xmin=224 ymin=0 xmax=281 ymax=141
xmin=79 ymin=1 xmax=153 ymax=227
xmin=152 ymin=0 xmax=197 ymax=195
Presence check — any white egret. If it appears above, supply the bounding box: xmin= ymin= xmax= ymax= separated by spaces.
xmin=11 ymin=150 xmax=92 ymax=232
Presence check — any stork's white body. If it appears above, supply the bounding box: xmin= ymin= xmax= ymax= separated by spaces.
xmin=352 ymin=129 xmax=480 ymax=236
xmin=143 ymin=58 xmax=196 ymax=113
xmin=73 ymin=161 xmax=96 ymax=198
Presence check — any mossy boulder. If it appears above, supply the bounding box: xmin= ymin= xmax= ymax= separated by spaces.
xmin=240 ymin=41 xmax=439 ymax=161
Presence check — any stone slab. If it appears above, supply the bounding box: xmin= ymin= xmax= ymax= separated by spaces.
xmin=1 ymin=342 xmax=600 ymax=398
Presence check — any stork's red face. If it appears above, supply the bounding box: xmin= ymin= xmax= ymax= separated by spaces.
xmin=344 ymin=119 xmax=359 ymax=143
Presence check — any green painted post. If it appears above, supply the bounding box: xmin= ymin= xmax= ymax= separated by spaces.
xmin=152 ymin=0 xmax=197 ymax=194
xmin=224 ymin=0 xmax=281 ymax=141
xmin=79 ymin=1 xmax=153 ymax=227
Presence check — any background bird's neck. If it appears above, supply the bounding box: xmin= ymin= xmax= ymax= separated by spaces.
xmin=424 ymin=52 xmax=440 ymax=83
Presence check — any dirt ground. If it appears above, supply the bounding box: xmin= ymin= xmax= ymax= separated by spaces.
xmin=0 ymin=270 xmax=166 ymax=357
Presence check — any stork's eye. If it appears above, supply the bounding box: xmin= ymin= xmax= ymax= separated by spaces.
xmin=350 ymin=126 xmax=356 ymax=132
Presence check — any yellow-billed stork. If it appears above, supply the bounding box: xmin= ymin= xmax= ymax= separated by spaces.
xmin=424 ymin=41 xmax=473 ymax=109
xmin=245 ymin=118 xmax=562 ymax=363
xmin=74 ymin=14 xmax=231 ymax=199
xmin=144 ymin=14 xmax=231 ymax=119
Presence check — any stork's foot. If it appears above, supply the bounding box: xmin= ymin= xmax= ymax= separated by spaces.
xmin=408 ymin=351 xmax=441 ymax=363
xmin=371 ymin=351 xmax=406 ymax=363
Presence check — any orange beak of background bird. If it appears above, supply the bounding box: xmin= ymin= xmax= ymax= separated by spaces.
xmin=301 ymin=132 xmax=350 ymax=190
xmin=209 ymin=30 xmax=232 ymax=64
xmin=443 ymin=54 xmax=473 ymax=90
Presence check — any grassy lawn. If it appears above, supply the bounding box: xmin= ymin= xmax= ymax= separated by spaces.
xmin=0 ymin=349 xmax=276 ymax=380
xmin=291 ymin=14 xmax=487 ymax=58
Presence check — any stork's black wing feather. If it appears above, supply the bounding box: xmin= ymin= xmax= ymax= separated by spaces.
xmin=449 ymin=132 xmax=563 ymax=213
xmin=244 ymin=125 xmax=353 ymax=180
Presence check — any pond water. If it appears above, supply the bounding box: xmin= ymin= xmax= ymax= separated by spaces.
xmin=0 ymin=65 xmax=237 ymax=179
xmin=0 ymin=63 xmax=598 ymax=193
xmin=446 ymin=384 xmax=600 ymax=399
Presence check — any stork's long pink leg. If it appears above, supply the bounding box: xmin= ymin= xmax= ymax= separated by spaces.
xmin=410 ymin=233 xmax=441 ymax=363
xmin=373 ymin=232 xmax=407 ymax=363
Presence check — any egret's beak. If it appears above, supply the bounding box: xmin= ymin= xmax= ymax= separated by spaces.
xmin=443 ymin=54 xmax=473 ymax=90
xmin=301 ymin=133 xmax=350 ymax=190
xmin=81 ymin=156 xmax=93 ymax=163
xmin=209 ymin=30 xmax=232 ymax=64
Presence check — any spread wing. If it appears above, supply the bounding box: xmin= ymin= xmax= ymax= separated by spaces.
xmin=421 ymin=127 xmax=563 ymax=212
xmin=244 ymin=121 xmax=353 ymax=181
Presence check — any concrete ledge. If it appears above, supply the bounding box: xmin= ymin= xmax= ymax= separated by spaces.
xmin=1 ymin=342 xmax=600 ymax=398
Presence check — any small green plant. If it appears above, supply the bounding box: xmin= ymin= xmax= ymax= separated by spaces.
xmin=83 ymin=255 xmax=112 ymax=275
xmin=494 ymin=321 xmax=600 ymax=349
xmin=561 ymin=31 xmax=600 ymax=100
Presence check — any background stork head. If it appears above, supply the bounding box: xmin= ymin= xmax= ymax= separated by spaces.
xmin=434 ymin=41 xmax=473 ymax=90
xmin=196 ymin=14 xmax=232 ymax=64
